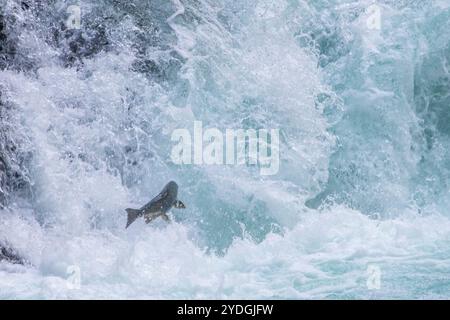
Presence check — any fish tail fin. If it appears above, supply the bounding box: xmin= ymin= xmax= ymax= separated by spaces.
xmin=125 ymin=208 xmax=141 ymax=229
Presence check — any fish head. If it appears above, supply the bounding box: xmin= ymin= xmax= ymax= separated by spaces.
xmin=165 ymin=181 xmax=178 ymax=198
xmin=157 ymin=181 xmax=178 ymax=211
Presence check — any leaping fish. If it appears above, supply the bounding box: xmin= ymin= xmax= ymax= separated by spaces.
xmin=125 ymin=181 xmax=186 ymax=228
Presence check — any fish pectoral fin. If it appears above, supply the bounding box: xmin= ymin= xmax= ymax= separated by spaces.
xmin=161 ymin=213 xmax=171 ymax=222
xmin=174 ymin=200 xmax=186 ymax=209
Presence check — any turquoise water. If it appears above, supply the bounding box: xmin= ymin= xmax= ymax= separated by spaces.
xmin=1 ymin=0 xmax=450 ymax=299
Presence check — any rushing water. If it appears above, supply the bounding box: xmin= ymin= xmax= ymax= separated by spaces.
xmin=1 ymin=0 xmax=450 ymax=299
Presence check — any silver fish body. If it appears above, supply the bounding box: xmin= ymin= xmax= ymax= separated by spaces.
xmin=125 ymin=181 xmax=185 ymax=228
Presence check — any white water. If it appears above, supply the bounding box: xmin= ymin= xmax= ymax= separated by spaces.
xmin=1 ymin=0 xmax=450 ymax=299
